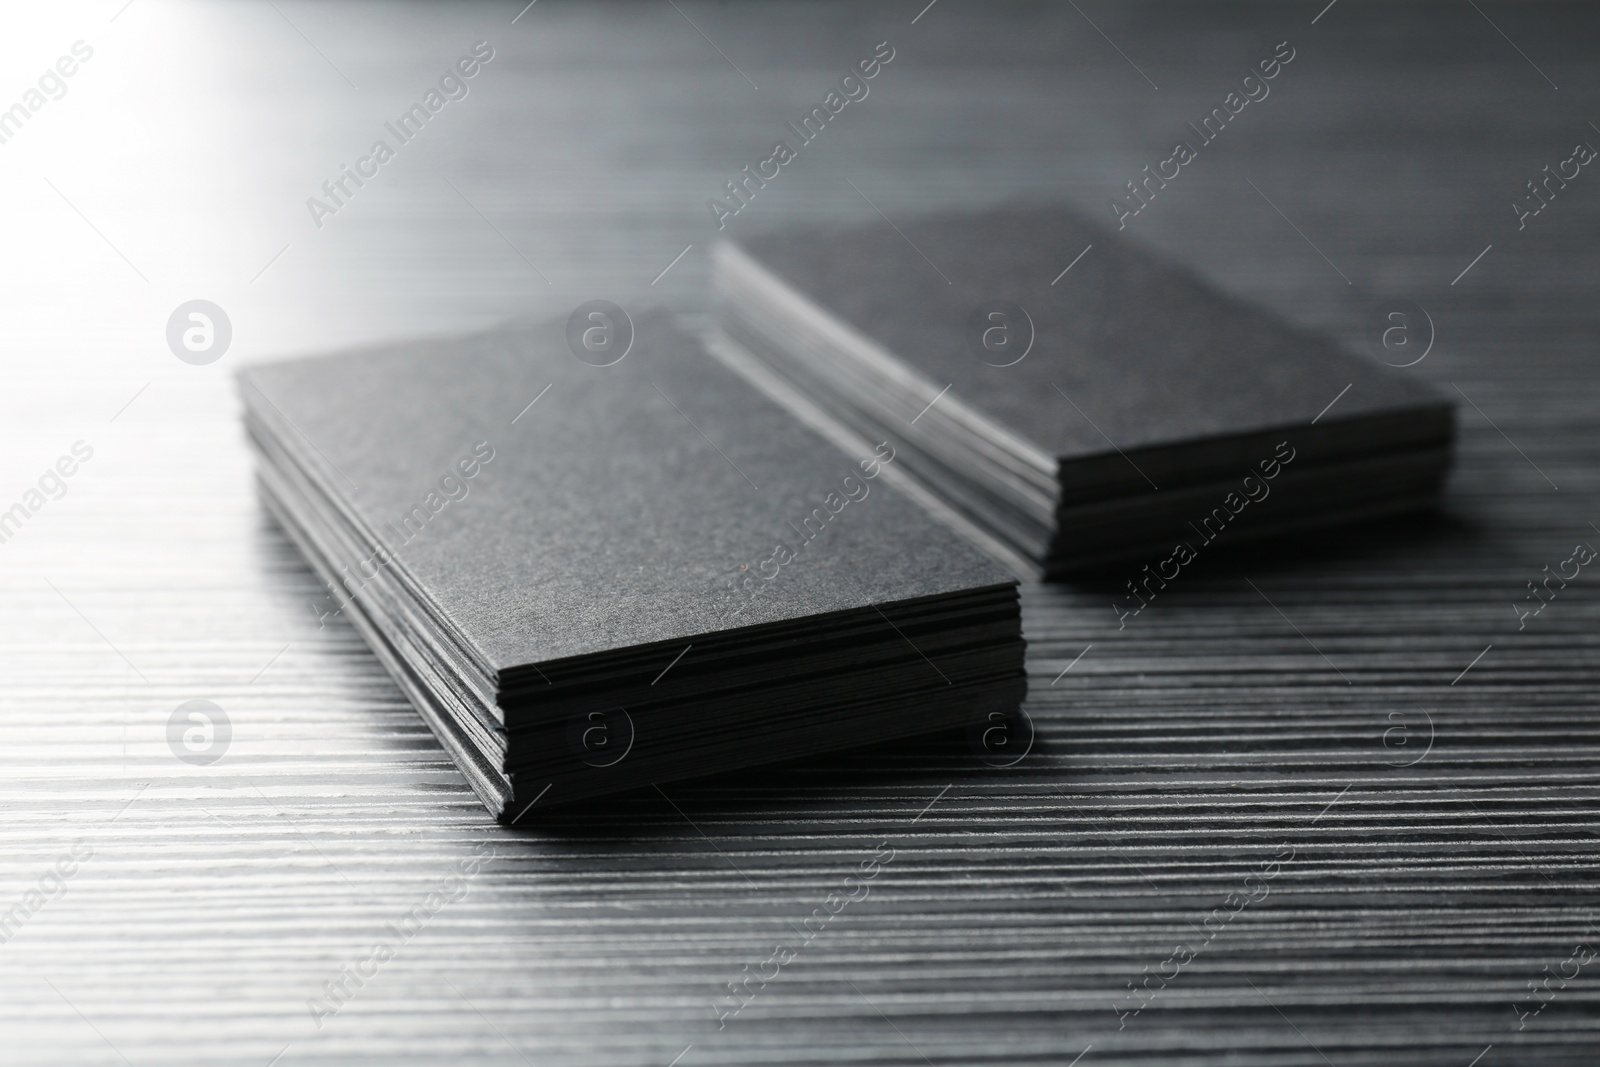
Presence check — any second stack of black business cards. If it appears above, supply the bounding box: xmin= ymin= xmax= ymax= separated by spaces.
xmin=240 ymin=311 xmax=1025 ymax=820
xmin=712 ymin=203 xmax=1455 ymax=577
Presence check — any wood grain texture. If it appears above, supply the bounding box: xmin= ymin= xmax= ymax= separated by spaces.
xmin=0 ymin=1 xmax=1596 ymax=1064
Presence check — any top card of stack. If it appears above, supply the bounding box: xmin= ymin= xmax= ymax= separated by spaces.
xmin=712 ymin=203 xmax=1455 ymax=577
xmin=238 ymin=309 xmax=1024 ymax=820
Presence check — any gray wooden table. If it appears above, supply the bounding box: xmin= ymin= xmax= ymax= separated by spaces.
xmin=1 ymin=1 xmax=1596 ymax=1063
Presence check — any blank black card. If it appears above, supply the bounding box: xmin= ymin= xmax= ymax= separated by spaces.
xmin=714 ymin=202 xmax=1455 ymax=574
xmin=240 ymin=310 xmax=1025 ymax=818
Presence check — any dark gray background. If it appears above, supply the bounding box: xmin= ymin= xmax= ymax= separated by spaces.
xmin=0 ymin=1 xmax=1595 ymax=1064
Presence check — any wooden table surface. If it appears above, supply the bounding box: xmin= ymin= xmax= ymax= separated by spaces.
xmin=1 ymin=1 xmax=1597 ymax=1063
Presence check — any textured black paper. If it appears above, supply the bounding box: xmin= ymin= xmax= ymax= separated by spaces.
xmin=240 ymin=311 xmax=1025 ymax=815
xmin=241 ymin=312 xmax=1017 ymax=674
xmin=730 ymin=203 xmax=1452 ymax=464
xmin=716 ymin=203 xmax=1454 ymax=575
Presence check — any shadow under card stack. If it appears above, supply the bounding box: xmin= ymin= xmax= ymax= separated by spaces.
xmin=238 ymin=310 xmax=1025 ymax=820
xmin=711 ymin=203 xmax=1457 ymax=578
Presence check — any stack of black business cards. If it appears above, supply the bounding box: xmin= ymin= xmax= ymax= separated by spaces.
xmin=711 ymin=204 xmax=1456 ymax=577
xmin=239 ymin=310 xmax=1024 ymax=819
